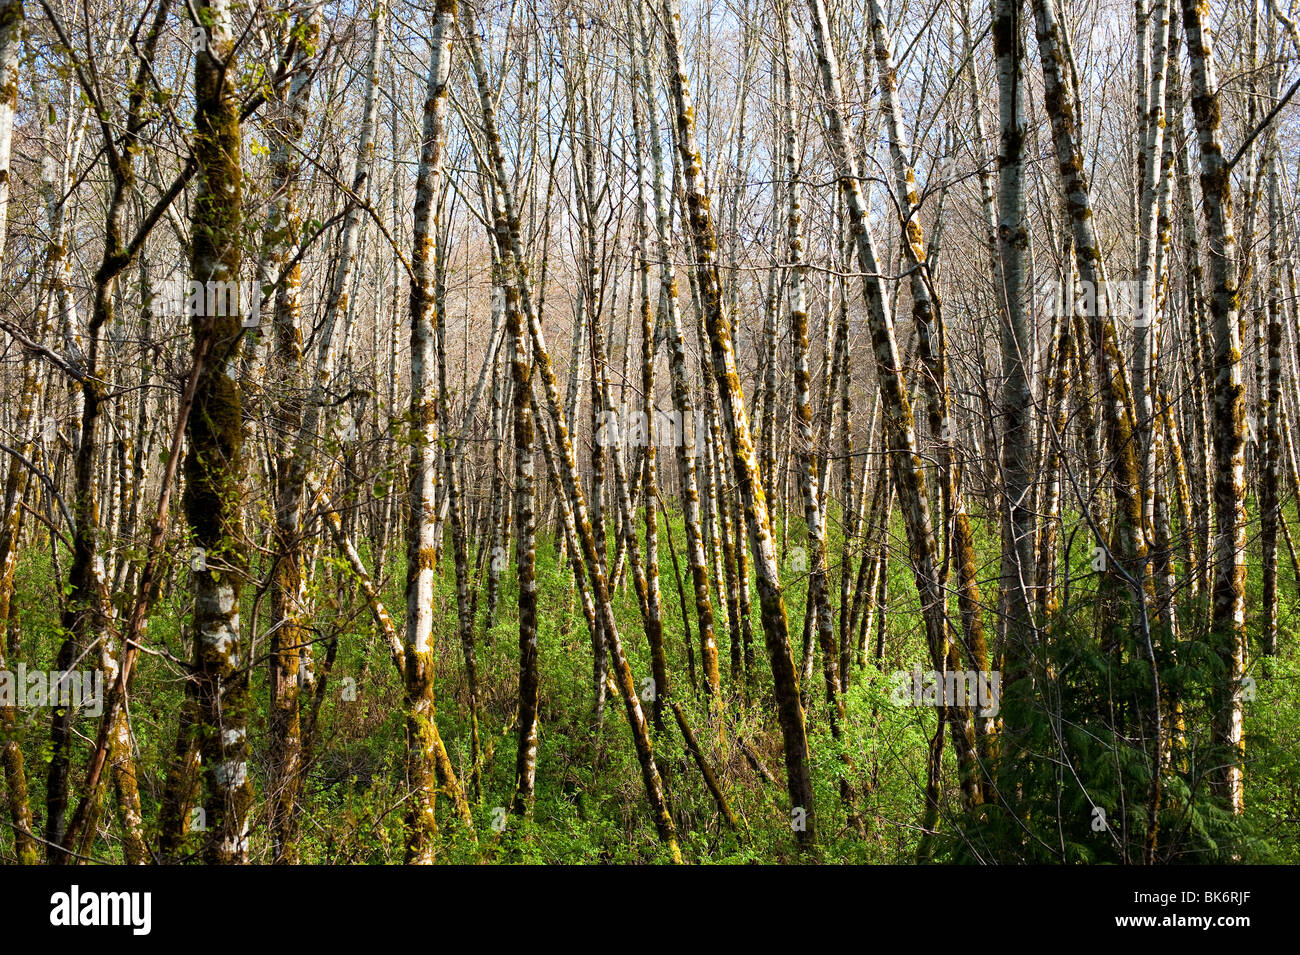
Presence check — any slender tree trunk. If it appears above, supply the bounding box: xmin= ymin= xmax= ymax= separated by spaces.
xmin=263 ymin=8 xmax=319 ymax=865
xmin=401 ymin=1 xmax=455 ymax=863
xmin=804 ymin=0 xmax=957 ymax=837
xmin=1181 ymin=0 xmax=1247 ymax=815
xmin=466 ymin=5 xmax=681 ymax=861
xmin=663 ymin=0 xmax=814 ymax=846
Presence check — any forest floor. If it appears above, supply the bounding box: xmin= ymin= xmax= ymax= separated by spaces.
xmin=5 ymin=503 xmax=1299 ymax=864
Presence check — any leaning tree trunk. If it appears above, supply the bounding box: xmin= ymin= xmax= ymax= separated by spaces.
xmin=466 ymin=3 xmax=681 ymax=862
xmin=867 ymin=0 xmax=983 ymax=810
xmin=632 ymin=0 xmax=719 ymax=714
xmin=662 ymin=0 xmax=815 ymax=847
xmin=803 ymin=0 xmax=957 ymax=838
xmin=1032 ymin=0 xmax=1148 ymax=596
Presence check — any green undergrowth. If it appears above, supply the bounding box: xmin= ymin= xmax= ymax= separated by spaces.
xmin=2 ymin=496 xmax=1298 ymax=864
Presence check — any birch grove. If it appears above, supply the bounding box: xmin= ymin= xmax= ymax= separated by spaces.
xmin=0 ymin=0 xmax=1298 ymax=866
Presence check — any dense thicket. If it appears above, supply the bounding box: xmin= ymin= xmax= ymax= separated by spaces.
xmin=1 ymin=0 xmax=1299 ymax=864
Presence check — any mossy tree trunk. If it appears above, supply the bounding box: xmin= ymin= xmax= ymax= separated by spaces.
xmin=663 ymin=0 xmax=814 ymax=847
xmin=402 ymin=0 xmax=456 ymax=864
xmin=186 ymin=0 xmax=253 ymax=864
xmin=1180 ymin=0 xmax=1247 ymax=816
